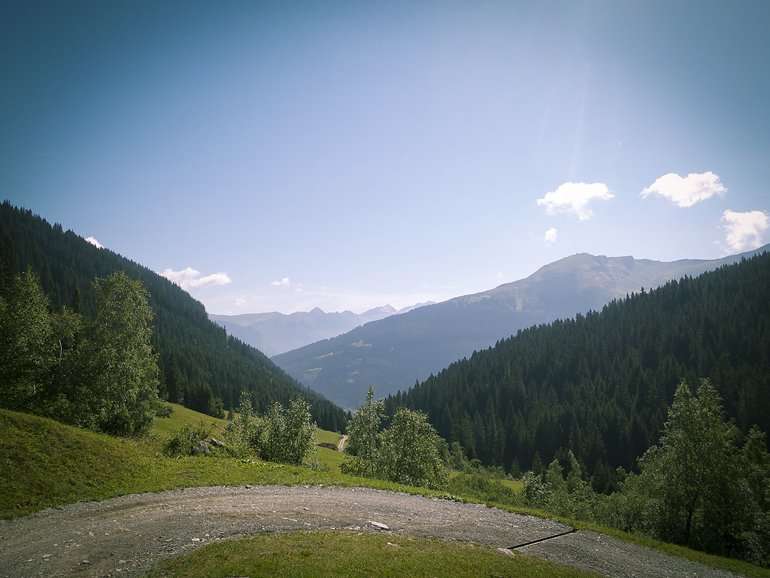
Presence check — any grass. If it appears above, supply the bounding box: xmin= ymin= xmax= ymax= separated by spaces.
xmin=150 ymin=403 xmax=345 ymax=471
xmin=3 ymin=406 xmax=768 ymax=578
xmin=147 ymin=531 xmax=595 ymax=578
xmin=499 ymin=477 xmax=524 ymax=492
xmin=150 ymin=403 xmax=228 ymax=440
xmin=315 ymin=427 xmax=342 ymax=446
xmin=0 ymin=407 xmax=437 ymax=520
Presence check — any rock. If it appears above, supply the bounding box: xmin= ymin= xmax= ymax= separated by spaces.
xmin=207 ymin=437 xmax=226 ymax=448
xmin=80 ymin=560 xmax=91 ymax=566
xmin=191 ymin=441 xmax=211 ymax=456
xmin=496 ymin=547 xmax=514 ymax=557
xmin=368 ymin=521 xmax=389 ymax=530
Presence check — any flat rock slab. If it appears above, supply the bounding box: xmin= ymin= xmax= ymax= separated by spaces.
xmin=0 ymin=485 xmax=742 ymax=578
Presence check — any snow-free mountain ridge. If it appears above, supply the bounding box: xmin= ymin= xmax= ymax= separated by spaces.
xmin=273 ymin=245 xmax=770 ymax=409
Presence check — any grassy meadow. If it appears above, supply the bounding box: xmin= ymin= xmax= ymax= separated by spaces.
xmin=2 ymin=405 xmax=768 ymax=578
xmin=147 ymin=531 xmax=595 ymax=578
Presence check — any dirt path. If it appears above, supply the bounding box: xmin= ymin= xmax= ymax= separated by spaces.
xmin=0 ymin=486 xmax=739 ymax=578
xmin=337 ymin=433 xmax=348 ymax=452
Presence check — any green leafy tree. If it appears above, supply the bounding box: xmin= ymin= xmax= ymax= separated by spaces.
xmin=342 ymin=386 xmax=384 ymax=477
xmin=0 ymin=270 xmax=54 ymax=410
xmin=79 ymin=272 xmax=160 ymax=435
xmin=46 ymin=306 xmax=85 ymax=415
xmin=280 ymin=397 xmax=316 ymax=465
xmin=225 ymin=392 xmax=265 ymax=456
xmin=376 ymin=408 xmax=448 ymax=489
xmin=739 ymin=426 xmax=770 ymax=565
xmin=634 ymin=380 xmax=749 ymax=552
xmin=226 ymin=393 xmax=315 ymax=465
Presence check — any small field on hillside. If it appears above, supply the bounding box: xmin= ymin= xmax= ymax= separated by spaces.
xmin=150 ymin=404 xmax=345 ymax=471
xmin=0 ymin=407 xmax=402 ymax=519
xmin=147 ymin=531 xmax=594 ymax=578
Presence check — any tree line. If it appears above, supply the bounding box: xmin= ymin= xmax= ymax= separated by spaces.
xmin=387 ymin=250 xmax=770 ymax=487
xmin=0 ymin=202 xmax=347 ymax=431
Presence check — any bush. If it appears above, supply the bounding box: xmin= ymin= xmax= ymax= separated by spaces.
xmin=341 ymin=387 xmax=383 ymax=478
xmin=156 ymin=404 xmax=173 ymax=418
xmin=163 ymin=423 xmax=212 ymax=457
xmin=224 ymin=393 xmax=316 ymax=465
xmin=261 ymin=398 xmax=316 ymax=465
xmin=377 ymin=409 xmax=448 ymax=489
xmin=342 ymin=394 xmax=448 ymax=490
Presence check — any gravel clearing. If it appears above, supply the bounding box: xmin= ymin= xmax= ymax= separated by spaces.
xmin=0 ymin=485 xmax=741 ymax=578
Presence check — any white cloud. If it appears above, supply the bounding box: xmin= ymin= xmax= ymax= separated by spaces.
xmin=85 ymin=236 xmax=103 ymax=249
xmin=536 ymin=182 xmax=614 ymax=220
xmin=544 ymin=227 xmax=558 ymax=244
xmin=641 ymin=171 xmax=726 ymax=208
xmin=271 ymin=277 xmax=291 ymax=287
xmin=721 ymin=209 xmax=769 ymax=252
xmin=160 ymin=267 xmax=232 ymax=290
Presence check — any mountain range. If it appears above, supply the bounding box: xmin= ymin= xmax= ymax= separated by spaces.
xmin=273 ymin=245 xmax=770 ymax=409
xmin=210 ymin=302 xmax=432 ymax=357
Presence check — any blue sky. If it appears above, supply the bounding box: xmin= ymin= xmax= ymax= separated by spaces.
xmin=2 ymin=0 xmax=769 ymax=314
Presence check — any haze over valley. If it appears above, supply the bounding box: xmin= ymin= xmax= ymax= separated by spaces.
xmin=210 ymin=302 xmax=433 ymax=357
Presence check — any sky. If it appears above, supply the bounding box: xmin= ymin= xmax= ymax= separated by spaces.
xmin=2 ymin=0 xmax=769 ymax=314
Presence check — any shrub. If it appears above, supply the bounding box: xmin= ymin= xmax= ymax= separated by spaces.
xmin=261 ymin=398 xmax=316 ymax=465
xmin=225 ymin=393 xmax=315 ymax=465
xmin=342 ymin=389 xmax=449 ymax=489
xmin=377 ymin=408 xmax=448 ymax=489
xmin=163 ymin=423 xmax=212 ymax=457
xmin=156 ymin=404 xmax=173 ymax=418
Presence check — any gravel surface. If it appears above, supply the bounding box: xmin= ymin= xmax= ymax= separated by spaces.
xmin=0 ymin=485 xmax=741 ymax=578
xmin=521 ymin=529 xmax=739 ymax=578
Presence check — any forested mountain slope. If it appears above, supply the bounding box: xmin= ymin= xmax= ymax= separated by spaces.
xmin=0 ymin=202 xmax=346 ymax=431
xmin=275 ymin=246 xmax=768 ymax=409
xmin=387 ymin=250 xmax=770 ymax=482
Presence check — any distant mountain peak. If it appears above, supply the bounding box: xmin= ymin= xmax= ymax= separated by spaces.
xmin=363 ymin=304 xmax=397 ymax=315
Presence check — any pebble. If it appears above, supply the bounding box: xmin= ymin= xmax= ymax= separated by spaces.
xmin=368 ymin=521 xmax=389 ymax=530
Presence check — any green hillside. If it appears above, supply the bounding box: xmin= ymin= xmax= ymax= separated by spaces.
xmin=0 ymin=202 xmax=346 ymax=431
xmin=389 ymin=250 xmax=770 ymax=480
xmin=2 ymin=406 xmax=359 ymax=519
